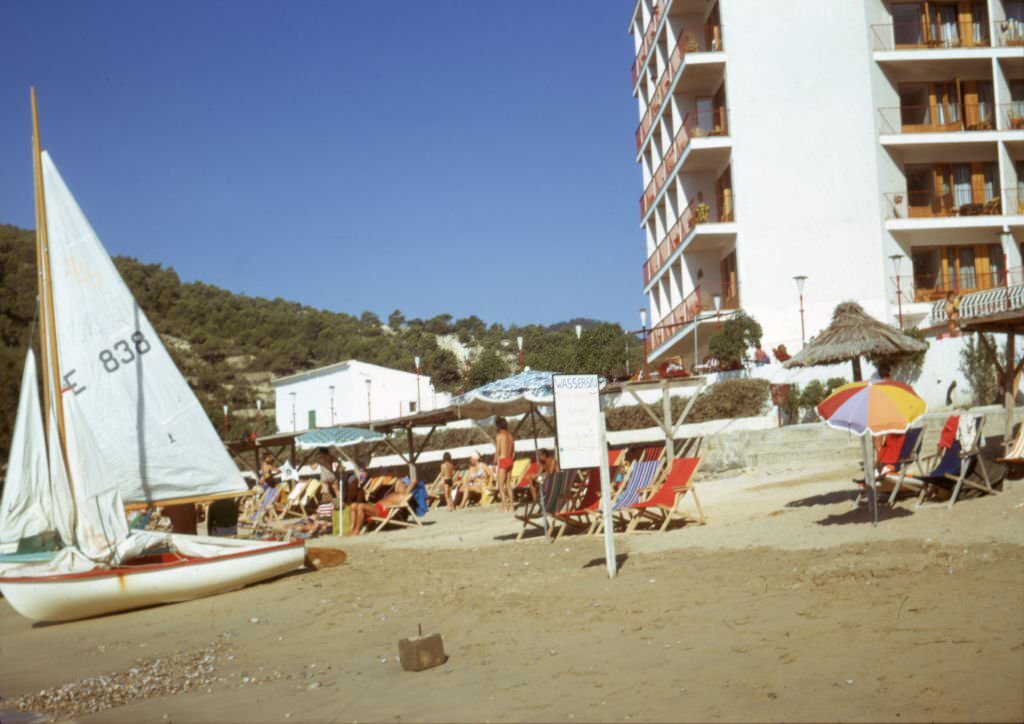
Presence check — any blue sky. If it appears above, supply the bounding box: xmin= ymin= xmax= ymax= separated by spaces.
xmin=0 ymin=1 xmax=643 ymax=329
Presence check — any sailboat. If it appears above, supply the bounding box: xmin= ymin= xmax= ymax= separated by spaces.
xmin=0 ymin=90 xmax=306 ymax=622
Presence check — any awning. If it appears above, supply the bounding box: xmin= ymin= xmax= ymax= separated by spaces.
xmin=295 ymin=426 xmax=385 ymax=450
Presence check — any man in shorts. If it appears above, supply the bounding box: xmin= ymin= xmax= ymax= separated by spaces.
xmin=494 ymin=417 xmax=515 ymax=512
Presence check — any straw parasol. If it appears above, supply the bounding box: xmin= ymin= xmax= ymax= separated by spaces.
xmin=783 ymin=301 xmax=928 ymax=381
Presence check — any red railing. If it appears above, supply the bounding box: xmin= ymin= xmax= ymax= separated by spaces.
xmin=643 ymin=193 xmax=735 ymax=285
xmin=645 ymin=287 xmax=740 ymax=354
xmin=877 ymin=103 xmax=995 ymax=134
xmin=631 ymin=1 xmax=664 ymax=87
xmin=883 ymin=189 xmax=1016 ymax=220
xmin=639 ymin=108 xmax=730 ymax=217
xmin=634 ymin=25 xmax=724 ymax=153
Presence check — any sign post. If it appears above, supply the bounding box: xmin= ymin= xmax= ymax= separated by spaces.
xmin=553 ymin=374 xmax=617 ymax=578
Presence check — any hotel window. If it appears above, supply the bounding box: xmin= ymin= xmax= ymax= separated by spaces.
xmin=971 ymin=2 xmax=989 ymax=44
xmin=893 ymin=3 xmax=925 ymax=46
xmin=912 ymin=244 xmax=1005 ymax=300
xmin=1006 ymin=2 xmax=1024 ymax=44
xmin=929 ymin=3 xmax=960 ymax=47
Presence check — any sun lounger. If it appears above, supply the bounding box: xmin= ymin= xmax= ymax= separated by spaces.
xmin=862 ymin=426 xmax=924 ymax=505
xmin=275 ymin=480 xmax=309 ymax=520
xmin=593 ymin=459 xmax=663 ymax=534
xmin=625 ymin=457 xmax=704 ymax=533
xmin=366 ymin=492 xmax=423 ymax=534
xmin=515 ymin=470 xmax=576 ymax=541
xmin=237 ymin=485 xmax=282 ymax=537
xmin=897 ymin=417 xmax=996 ymax=509
xmin=553 ymin=469 xmax=604 ymax=539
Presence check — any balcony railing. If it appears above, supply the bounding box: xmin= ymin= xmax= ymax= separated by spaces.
xmin=1001 ymin=102 xmax=1024 ymax=129
xmin=643 ymin=193 xmax=735 ymax=285
xmin=634 ymin=24 xmax=724 ymax=153
xmin=631 ymin=1 xmax=665 ymax=87
xmin=639 ymin=107 xmax=730 ymax=217
xmin=878 ymin=103 xmax=996 ymax=134
xmin=870 ymin=21 xmax=991 ymax=50
xmin=993 ymin=18 xmax=1024 ymax=47
xmin=899 ymin=268 xmax=1012 ymax=304
xmin=884 ymin=189 xmax=1020 ymax=219
xmin=645 ymin=287 xmax=739 ymax=354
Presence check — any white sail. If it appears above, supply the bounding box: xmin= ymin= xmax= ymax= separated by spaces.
xmin=45 ymin=396 xmax=76 ymax=549
xmin=39 ymin=151 xmax=246 ymax=505
xmin=0 ymin=350 xmax=53 ymax=544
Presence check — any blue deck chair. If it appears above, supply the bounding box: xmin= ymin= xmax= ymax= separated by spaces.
xmin=238 ymin=485 xmax=281 ymax=536
xmin=871 ymin=426 xmax=926 ymax=505
xmin=591 ymin=459 xmax=662 ymax=534
xmin=900 ymin=417 xmax=995 ymax=509
xmin=515 ymin=470 xmax=575 ymax=541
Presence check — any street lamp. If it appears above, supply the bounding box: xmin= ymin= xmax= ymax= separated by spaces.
xmin=574 ymin=324 xmax=582 ymax=340
xmin=328 ymin=385 xmax=335 ymax=425
xmin=414 ymin=355 xmax=422 ymax=412
xmin=890 ymin=254 xmax=905 ymax=329
xmin=793 ymin=275 xmax=808 ymax=348
xmin=364 ymin=378 xmax=372 ymax=426
xmin=638 ymin=308 xmax=648 ymax=378
xmin=255 ymin=398 xmax=262 ymax=438
xmin=516 ymin=336 xmax=524 ymax=370
xmin=222 ymin=404 xmax=229 ymax=437
xmin=712 ymin=292 xmax=722 ymax=327
xmin=289 ymin=392 xmax=296 ymax=432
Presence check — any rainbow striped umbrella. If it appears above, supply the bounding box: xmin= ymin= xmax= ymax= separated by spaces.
xmin=816 ymin=379 xmax=926 ymax=437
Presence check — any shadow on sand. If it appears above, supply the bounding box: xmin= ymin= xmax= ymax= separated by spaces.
xmin=786 ymin=489 xmax=860 ymax=508
xmin=816 ymin=505 xmax=914 ymax=526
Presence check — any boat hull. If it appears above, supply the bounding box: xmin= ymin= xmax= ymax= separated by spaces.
xmin=0 ymin=537 xmax=306 ymax=622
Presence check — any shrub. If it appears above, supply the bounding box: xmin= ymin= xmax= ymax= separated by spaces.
xmin=604 ymin=378 xmax=770 ymax=431
xmin=960 ymin=333 xmax=1000 ymax=405
xmin=707 ymin=312 xmax=763 ymax=368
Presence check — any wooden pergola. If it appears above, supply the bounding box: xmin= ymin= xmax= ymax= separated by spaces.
xmin=958 ymin=309 xmax=1024 ymax=444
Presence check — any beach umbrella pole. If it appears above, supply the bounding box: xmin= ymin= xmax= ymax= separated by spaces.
xmin=862 ymin=435 xmax=878 ymax=526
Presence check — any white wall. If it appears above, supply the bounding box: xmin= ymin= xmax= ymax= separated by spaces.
xmin=273 ymin=360 xmax=439 ymax=432
xmin=722 ymin=0 xmax=889 ymax=352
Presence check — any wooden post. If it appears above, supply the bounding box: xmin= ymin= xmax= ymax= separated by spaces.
xmin=661 ymin=381 xmax=674 ymax=460
xmin=598 ymin=413 xmax=616 ymax=578
xmin=1006 ymin=333 xmax=1016 ymax=445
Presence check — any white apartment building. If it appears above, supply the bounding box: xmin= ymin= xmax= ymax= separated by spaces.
xmin=629 ymin=0 xmax=1024 ymax=367
xmin=272 ymin=359 xmax=445 ymax=432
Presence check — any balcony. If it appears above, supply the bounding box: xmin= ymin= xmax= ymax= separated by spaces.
xmin=899 ymin=268 xmax=1011 ymax=304
xmin=878 ymin=103 xmax=995 ymax=134
xmin=634 ymin=25 xmax=724 ymax=153
xmin=883 ymin=189 xmax=1018 ymax=220
xmin=1002 ymin=103 xmax=1024 ymax=130
xmin=631 ymin=1 xmax=665 ymax=87
xmin=646 ymin=286 xmax=739 ymax=355
xmin=643 ymin=193 xmax=735 ymax=286
xmin=639 ymin=107 xmax=730 ymax=217
xmin=870 ymin=21 xmax=991 ymax=51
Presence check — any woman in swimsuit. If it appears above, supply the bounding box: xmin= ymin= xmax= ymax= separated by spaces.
xmin=440 ymin=452 xmax=456 ymax=512
xmin=459 ymin=453 xmax=493 ymax=509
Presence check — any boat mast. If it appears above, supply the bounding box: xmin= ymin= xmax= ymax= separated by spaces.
xmin=30 ymin=88 xmax=69 ymax=464
xmin=30 ymin=88 xmax=52 ymax=434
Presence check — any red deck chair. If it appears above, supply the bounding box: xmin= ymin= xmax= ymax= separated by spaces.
xmin=554 ymin=469 xmax=604 ymax=539
xmin=624 ymin=457 xmax=704 ymax=533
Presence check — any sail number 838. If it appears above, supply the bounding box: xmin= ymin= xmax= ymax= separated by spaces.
xmin=99 ymin=332 xmax=151 ymax=372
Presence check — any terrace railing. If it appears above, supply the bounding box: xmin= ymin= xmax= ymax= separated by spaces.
xmin=882 ymin=189 xmax=1014 ymax=219
xmin=643 ymin=193 xmax=735 ymax=285
xmin=878 ymin=103 xmax=995 ymax=134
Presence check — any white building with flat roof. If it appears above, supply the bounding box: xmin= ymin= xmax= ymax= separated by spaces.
xmin=272 ymin=359 xmax=446 ymax=432
xmin=629 ymin=0 xmax=1024 ymax=367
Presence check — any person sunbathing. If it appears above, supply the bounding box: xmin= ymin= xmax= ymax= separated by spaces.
xmin=458 ymin=453 xmax=493 ymax=509
xmin=348 ymin=476 xmax=416 ymax=535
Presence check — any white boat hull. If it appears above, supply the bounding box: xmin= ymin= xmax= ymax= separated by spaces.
xmin=0 ymin=535 xmax=307 ymax=622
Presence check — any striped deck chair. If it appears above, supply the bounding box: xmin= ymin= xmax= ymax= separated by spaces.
xmin=237 ymin=485 xmax=282 ymax=537
xmin=515 ymin=470 xmax=575 ymax=541
xmin=641 ymin=445 xmax=665 ymax=463
xmin=425 ymin=471 xmax=446 ymax=510
xmin=625 ymin=457 xmax=704 ymax=533
xmin=593 ymin=459 xmax=663 ymax=534
xmin=275 ymin=480 xmax=309 ymax=520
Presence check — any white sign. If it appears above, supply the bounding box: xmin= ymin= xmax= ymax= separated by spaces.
xmin=552 ymin=374 xmax=602 ymax=470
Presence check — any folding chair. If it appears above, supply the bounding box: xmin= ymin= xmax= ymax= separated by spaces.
xmin=237 ymin=485 xmax=282 ymax=537
xmin=624 ymin=457 xmax=704 ymax=533
xmin=515 ymin=470 xmax=575 ymax=541
xmin=367 ymin=493 xmax=423 ymax=534
xmin=996 ymin=421 xmax=1024 ymax=463
xmin=900 ymin=417 xmax=996 ymax=509
xmin=593 ymin=459 xmax=662 ymax=534
xmin=862 ymin=426 xmax=925 ymax=505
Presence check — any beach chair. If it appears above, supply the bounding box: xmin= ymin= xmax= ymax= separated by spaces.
xmin=593 ymin=459 xmax=663 ymax=534
xmin=513 ymin=462 xmax=539 ymax=503
xmin=898 ymin=417 xmax=996 ymax=509
xmin=862 ymin=426 xmax=925 ymax=505
xmin=237 ymin=485 xmax=282 ymax=537
xmin=553 ymin=469 xmax=605 ymax=539
xmin=274 ymin=480 xmax=309 ymax=520
xmin=515 ymin=470 xmax=575 ymax=541
xmin=366 ymin=492 xmax=423 ymax=534
xmin=624 ymin=457 xmax=704 ymax=533
xmin=996 ymin=422 xmax=1024 ymax=463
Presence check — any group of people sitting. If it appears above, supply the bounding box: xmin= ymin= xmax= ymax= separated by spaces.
xmin=432 ymin=448 xmax=559 ymax=512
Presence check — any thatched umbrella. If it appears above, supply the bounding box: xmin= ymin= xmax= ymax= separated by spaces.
xmin=784 ymin=301 xmax=928 ymax=525
xmin=783 ymin=301 xmax=928 ymax=382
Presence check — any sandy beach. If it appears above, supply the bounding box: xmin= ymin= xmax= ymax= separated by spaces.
xmin=2 ymin=459 xmax=1022 ymax=723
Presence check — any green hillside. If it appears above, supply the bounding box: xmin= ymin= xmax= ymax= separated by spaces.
xmin=0 ymin=223 xmax=642 ymax=459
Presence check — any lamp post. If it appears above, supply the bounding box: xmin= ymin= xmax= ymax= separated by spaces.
xmin=793 ymin=275 xmax=808 ymax=348
xmin=414 ymin=355 xmax=422 ymax=412
xmin=256 ymin=398 xmax=262 ymax=438
xmin=222 ymin=404 xmax=229 ymax=437
xmin=516 ymin=336 xmax=524 ymax=370
xmin=289 ymin=392 xmax=296 ymax=432
xmin=328 ymin=385 xmax=335 ymax=425
xmin=365 ymin=378 xmax=372 ymax=426
xmin=638 ymin=308 xmax=648 ymax=378
xmin=712 ymin=293 xmax=722 ymax=327
xmin=574 ymin=324 xmax=582 ymax=340
xmin=889 ymin=254 xmax=905 ymax=330
xmin=625 ymin=340 xmax=631 ymax=377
